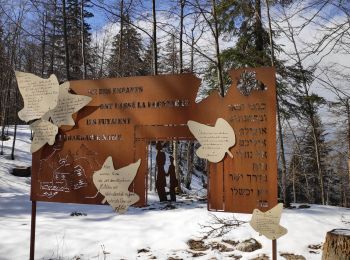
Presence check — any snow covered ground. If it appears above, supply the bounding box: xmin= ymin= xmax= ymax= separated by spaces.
xmin=0 ymin=126 xmax=349 ymax=260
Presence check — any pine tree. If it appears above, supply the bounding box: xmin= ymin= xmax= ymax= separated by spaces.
xmin=204 ymin=0 xmax=312 ymax=205
xmin=45 ymin=0 xmax=61 ymax=78
xmin=203 ymin=0 xmax=274 ymax=92
xmin=332 ymin=147 xmax=349 ymax=207
xmin=289 ymin=145 xmax=311 ymax=203
xmin=0 ymin=24 xmax=6 ymax=85
xmin=46 ymin=0 xmax=93 ymax=81
xmin=108 ymin=15 xmax=146 ymax=77
xmin=0 ymin=24 xmax=7 ymax=141
xmin=66 ymin=0 xmax=93 ymax=80
xmin=299 ymin=115 xmax=331 ymax=204
xmin=142 ymin=39 xmax=154 ymax=76
xmin=160 ymin=33 xmax=179 ymax=74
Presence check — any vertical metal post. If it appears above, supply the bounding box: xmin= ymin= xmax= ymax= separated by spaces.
xmin=272 ymin=239 xmax=277 ymax=260
xmin=30 ymin=201 xmax=37 ymax=260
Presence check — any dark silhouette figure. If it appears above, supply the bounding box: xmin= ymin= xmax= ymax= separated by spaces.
xmin=156 ymin=141 xmax=167 ymax=202
xmin=167 ymin=156 xmax=178 ymax=202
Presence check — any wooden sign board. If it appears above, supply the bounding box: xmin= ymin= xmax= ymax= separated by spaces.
xmin=31 ymin=67 xmax=277 ymax=213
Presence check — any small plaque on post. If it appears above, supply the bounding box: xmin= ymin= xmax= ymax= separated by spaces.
xmin=249 ymin=203 xmax=287 ymax=240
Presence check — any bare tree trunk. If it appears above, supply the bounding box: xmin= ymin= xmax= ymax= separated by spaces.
xmin=171 ymin=34 xmax=176 ymax=74
xmin=211 ymin=0 xmax=224 ymax=97
xmin=179 ymin=0 xmax=185 ymax=73
xmin=265 ymin=0 xmax=274 ymax=63
xmin=41 ymin=11 xmax=48 ymax=77
xmin=173 ymin=140 xmax=182 ymax=193
xmin=98 ymin=31 xmax=109 ymax=78
xmin=277 ymin=102 xmax=288 ymax=203
xmin=255 ymin=0 xmax=263 ymax=65
xmin=81 ymin=0 xmax=87 ymax=79
xmin=149 ymin=142 xmax=153 ymax=191
xmin=1 ymin=13 xmax=21 ymax=155
xmin=285 ymin=15 xmax=325 ymax=205
xmin=190 ymin=22 xmax=196 ymax=73
xmin=49 ymin=0 xmax=57 ymax=75
xmin=0 ymin=87 xmax=11 ymax=155
xmin=310 ymin=117 xmax=325 ymax=205
xmin=185 ymin=141 xmax=194 ymax=189
xmin=62 ymin=0 xmax=70 ymax=80
xmin=153 ymin=142 xmax=157 ymax=191
xmin=173 ymin=2 xmax=188 ymax=189
xmin=292 ymin=158 xmax=296 ymax=203
xmin=335 ymin=155 xmax=347 ymax=207
xmin=152 ymin=0 xmax=158 ymax=75
xmin=265 ymin=0 xmax=288 ymax=204
xmin=11 ymin=90 xmax=19 ymax=160
xmin=286 ymin=119 xmax=311 ymax=202
xmin=99 ymin=48 xmax=105 ymax=78
xmin=190 ymin=36 xmax=194 ymax=72
xmin=118 ymin=0 xmax=124 ymax=76
xmin=346 ymin=99 xmax=350 ymax=207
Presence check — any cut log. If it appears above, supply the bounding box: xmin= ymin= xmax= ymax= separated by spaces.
xmin=11 ymin=166 xmax=31 ymax=177
xmin=322 ymin=229 xmax=350 ymax=260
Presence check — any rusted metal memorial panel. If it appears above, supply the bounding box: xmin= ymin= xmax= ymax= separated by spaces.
xmin=31 ymin=73 xmax=200 ymax=206
xmin=31 ymin=67 xmax=276 ymax=213
xmin=208 ymin=67 xmax=277 ymax=213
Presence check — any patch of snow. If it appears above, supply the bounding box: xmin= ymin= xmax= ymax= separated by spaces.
xmin=0 ymin=126 xmax=349 ymax=259
xmin=329 ymin=229 xmax=350 ymax=236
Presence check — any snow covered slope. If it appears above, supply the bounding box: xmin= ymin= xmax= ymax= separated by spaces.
xmin=0 ymin=126 xmax=349 ymax=260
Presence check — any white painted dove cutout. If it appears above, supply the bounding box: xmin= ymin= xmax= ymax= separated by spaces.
xmin=29 ymin=119 xmax=58 ymax=153
xmin=187 ymin=118 xmax=236 ymax=163
xmin=15 ymin=71 xmax=59 ymax=122
xmin=93 ymin=157 xmax=141 ymax=214
xmin=15 ymin=72 xmax=91 ymax=153
xmin=42 ymin=81 xmax=92 ymax=127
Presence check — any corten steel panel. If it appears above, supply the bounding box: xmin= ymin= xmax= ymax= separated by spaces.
xmin=31 ymin=73 xmax=201 ymax=206
xmin=135 ymin=125 xmax=194 ymax=140
xmin=208 ymin=162 xmax=224 ymax=211
xmin=134 ymin=140 xmax=148 ymax=206
xmin=207 ymin=67 xmax=277 ymax=213
xmin=31 ymin=67 xmax=277 ymax=213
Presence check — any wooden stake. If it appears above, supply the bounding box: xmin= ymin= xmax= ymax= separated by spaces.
xmin=272 ymin=239 xmax=277 ymax=260
xmin=30 ymin=201 xmax=37 ymax=260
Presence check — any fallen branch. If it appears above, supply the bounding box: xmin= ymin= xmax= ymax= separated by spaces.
xmin=200 ymin=213 xmax=247 ymax=239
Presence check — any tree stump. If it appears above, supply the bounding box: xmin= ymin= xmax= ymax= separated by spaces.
xmin=11 ymin=166 xmax=31 ymax=177
xmin=322 ymin=229 xmax=350 ymax=260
